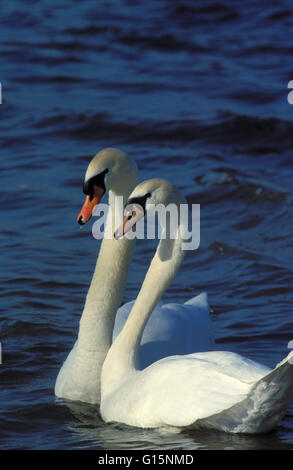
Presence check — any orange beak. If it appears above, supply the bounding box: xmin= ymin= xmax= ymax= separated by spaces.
xmin=77 ymin=187 xmax=104 ymax=225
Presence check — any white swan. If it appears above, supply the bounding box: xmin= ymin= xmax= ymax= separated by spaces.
xmin=55 ymin=149 xmax=213 ymax=404
xmin=100 ymin=178 xmax=293 ymax=433
xmin=55 ymin=148 xmax=138 ymax=404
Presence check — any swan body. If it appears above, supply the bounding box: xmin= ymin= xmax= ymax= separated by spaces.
xmin=55 ymin=151 xmax=213 ymax=404
xmin=102 ymin=348 xmax=293 ymax=432
xmin=100 ymin=178 xmax=293 ymax=433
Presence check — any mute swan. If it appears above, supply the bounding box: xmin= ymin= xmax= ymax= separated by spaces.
xmin=100 ymin=178 xmax=293 ymax=433
xmin=55 ymin=149 xmax=213 ymax=404
xmin=55 ymin=148 xmax=138 ymax=404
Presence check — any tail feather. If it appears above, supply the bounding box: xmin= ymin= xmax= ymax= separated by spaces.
xmin=195 ymin=353 xmax=293 ymax=434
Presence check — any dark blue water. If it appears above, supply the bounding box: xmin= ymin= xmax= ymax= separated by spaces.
xmin=1 ymin=0 xmax=293 ymax=450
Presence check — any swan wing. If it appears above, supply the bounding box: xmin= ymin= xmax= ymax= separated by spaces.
xmin=102 ymin=351 xmax=293 ymax=432
xmin=195 ymin=352 xmax=293 ymax=433
xmin=113 ymin=293 xmax=214 ymax=368
xmin=101 ymin=351 xmax=269 ymax=428
xmin=112 ymin=300 xmax=136 ymax=340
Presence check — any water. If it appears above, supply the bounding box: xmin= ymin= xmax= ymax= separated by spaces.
xmin=1 ymin=0 xmax=293 ymax=450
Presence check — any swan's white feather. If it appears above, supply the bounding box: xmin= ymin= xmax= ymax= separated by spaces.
xmin=113 ymin=292 xmax=214 ymax=368
xmin=56 ymin=292 xmax=213 ymax=402
xmin=55 ymin=341 xmax=103 ymax=404
xmin=101 ymin=351 xmax=293 ymax=431
xmin=100 ymin=178 xmax=293 ymax=433
xmin=196 ymin=352 xmax=293 ymax=433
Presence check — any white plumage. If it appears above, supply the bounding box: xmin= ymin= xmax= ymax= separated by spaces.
xmin=100 ymin=178 xmax=293 ymax=433
xmin=114 ymin=293 xmax=213 ymax=369
xmin=55 ymin=150 xmax=213 ymax=404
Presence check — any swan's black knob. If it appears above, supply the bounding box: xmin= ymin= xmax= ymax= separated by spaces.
xmin=78 ymin=215 xmax=85 ymax=226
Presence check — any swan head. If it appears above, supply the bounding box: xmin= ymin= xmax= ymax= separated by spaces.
xmin=114 ymin=179 xmax=182 ymax=239
xmin=77 ymin=148 xmax=138 ymax=225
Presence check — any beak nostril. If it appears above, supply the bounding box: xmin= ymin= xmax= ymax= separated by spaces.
xmin=78 ymin=215 xmax=85 ymax=226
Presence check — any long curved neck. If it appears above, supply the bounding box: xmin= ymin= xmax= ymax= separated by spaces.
xmin=77 ymin=179 xmax=137 ymax=357
xmin=101 ymin=222 xmax=185 ymax=396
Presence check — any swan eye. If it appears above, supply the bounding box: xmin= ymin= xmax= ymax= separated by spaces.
xmin=128 ymin=211 xmax=136 ymax=221
xmin=83 ymin=168 xmax=109 ymax=200
xmin=127 ymin=192 xmax=151 ymax=214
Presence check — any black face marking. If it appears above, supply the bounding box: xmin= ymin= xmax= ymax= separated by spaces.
xmin=83 ymin=168 xmax=109 ymax=200
xmin=127 ymin=192 xmax=151 ymax=214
